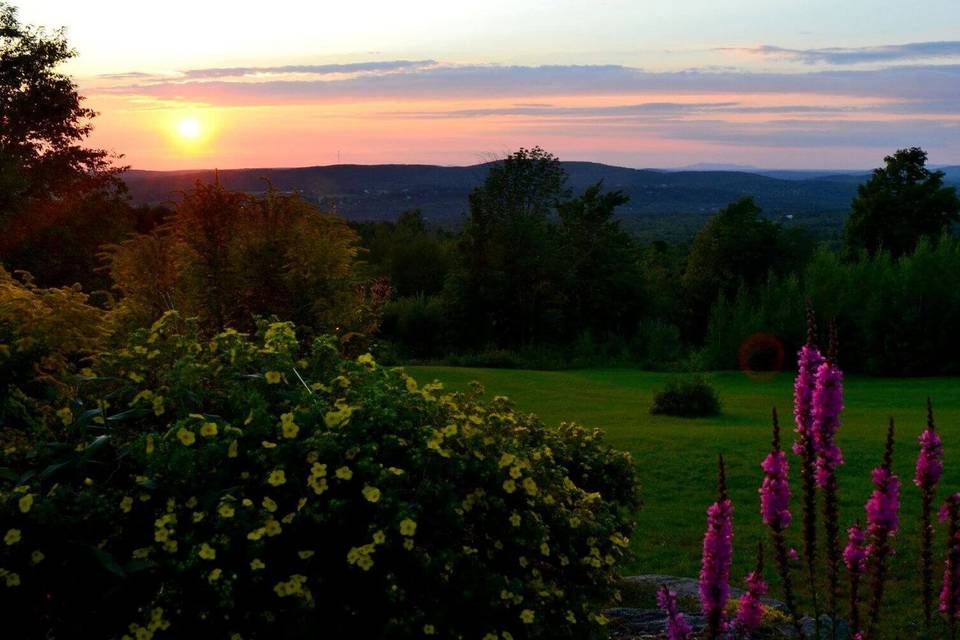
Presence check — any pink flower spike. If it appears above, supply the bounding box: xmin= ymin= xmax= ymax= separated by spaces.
xmin=657 ymin=585 xmax=694 ymax=640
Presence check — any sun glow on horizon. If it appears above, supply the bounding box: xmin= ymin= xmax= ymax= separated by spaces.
xmin=176 ymin=117 xmax=203 ymax=140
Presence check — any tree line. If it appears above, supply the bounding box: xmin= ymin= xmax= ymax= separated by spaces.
xmin=2 ymin=2 xmax=959 ymax=375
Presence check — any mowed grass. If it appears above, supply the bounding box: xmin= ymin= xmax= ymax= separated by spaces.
xmin=406 ymin=366 xmax=960 ymax=636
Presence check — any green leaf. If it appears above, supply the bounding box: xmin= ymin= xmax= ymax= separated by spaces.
xmin=91 ymin=547 xmax=126 ymax=578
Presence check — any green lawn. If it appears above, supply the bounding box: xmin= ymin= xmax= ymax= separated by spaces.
xmin=406 ymin=366 xmax=960 ymax=637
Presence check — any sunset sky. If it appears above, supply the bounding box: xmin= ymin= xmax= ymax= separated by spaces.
xmin=20 ymin=0 xmax=960 ymax=170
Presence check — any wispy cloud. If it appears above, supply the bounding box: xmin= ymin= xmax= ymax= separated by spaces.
xmin=179 ymin=60 xmax=437 ymax=79
xmin=96 ymin=62 xmax=960 ymax=105
xmin=384 ymin=101 xmax=855 ymax=119
xmin=720 ymin=41 xmax=960 ymax=65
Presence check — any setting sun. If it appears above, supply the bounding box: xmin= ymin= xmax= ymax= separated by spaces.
xmin=176 ymin=117 xmax=202 ymax=140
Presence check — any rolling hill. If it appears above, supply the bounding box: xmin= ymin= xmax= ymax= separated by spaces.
xmin=123 ymin=162 xmax=960 ymax=238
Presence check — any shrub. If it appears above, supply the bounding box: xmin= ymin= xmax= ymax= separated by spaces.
xmin=650 ymin=374 xmax=722 ymax=417
xmin=0 ymin=313 xmax=639 ymax=639
xmin=0 ymin=266 xmax=108 ymax=437
xmin=380 ymin=294 xmax=447 ymax=358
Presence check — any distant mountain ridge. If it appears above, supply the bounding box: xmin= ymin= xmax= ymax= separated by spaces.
xmin=123 ymin=162 xmax=960 ymax=230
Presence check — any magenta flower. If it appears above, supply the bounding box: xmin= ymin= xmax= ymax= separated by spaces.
xmin=700 ymin=457 xmax=734 ymax=638
xmin=734 ymin=570 xmax=768 ymax=636
xmin=812 ymin=359 xmax=844 ymax=487
xmin=915 ymin=422 xmax=944 ymax=490
xmin=843 ymin=523 xmax=868 ymax=576
xmin=657 ymin=585 xmax=694 ymax=640
xmin=845 ymin=522 xmax=868 ymax=636
xmin=792 ymin=343 xmax=824 ymax=457
xmin=940 ymin=493 xmax=960 ymax=620
xmin=865 ymin=467 xmax=900 ymax=548
xmin=760 ymin=449 xmax=791 ymax=529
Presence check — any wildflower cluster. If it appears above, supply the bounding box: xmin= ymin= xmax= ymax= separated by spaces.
xmin=0 ymin=313 xmax=639 ymax=639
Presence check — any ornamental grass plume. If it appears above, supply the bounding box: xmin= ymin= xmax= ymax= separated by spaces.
xmin=657 ymin=585 xmax=694 ymax=640
xmin=813 ymin=323 xmax=844 ymax=639
xmin=844 ymin=522 xmax=868 ymax=638
xmin=793 ymin=305 xmax=824 ymax=635
xmin=917 ymin=398 xmax=944 ymax=629
xmin=865 ymin=419 xmax=900 ymax=636
xmin=700 ymin=454 xmax=734 ymax=640
xmin=734 ymin=542 xmax=768 ymax=639
xmin=760 ymin=408 xmax=802 ymax=635
xmin=940 ymin=493 xmax=960 ymax=639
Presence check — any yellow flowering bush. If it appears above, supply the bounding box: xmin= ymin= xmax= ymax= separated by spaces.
xmin=0 ymin=313 xmax=638 ymax=639
xmin=0 ymin=266 xmax=109 ymax=445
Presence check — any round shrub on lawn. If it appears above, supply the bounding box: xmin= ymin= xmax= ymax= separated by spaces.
xmin=0 ymin=313 xmax=639 ymax=639
xmin=650 ymin=374 xmax=722 ymax=418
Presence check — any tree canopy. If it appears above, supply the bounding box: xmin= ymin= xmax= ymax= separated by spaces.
xmin=844 ymin=147 xmax=959 ymax=258
xmin=0 ymin=3 xmax=127 ymax=288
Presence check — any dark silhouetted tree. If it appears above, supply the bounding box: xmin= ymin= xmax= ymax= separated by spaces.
xmin=456 ymin=147 xmax=569 ymax=346
xmin=0 ymin=2 xmax=127 ymax=288
xmin=844 ymin=147 xmax=959 ymax=258
xmin=557 ymin=183 xmax=642 ymax=338
xmin=682 ymin=197 xmax=782 ymax=340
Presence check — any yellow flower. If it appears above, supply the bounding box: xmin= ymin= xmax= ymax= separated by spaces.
xmin=522 ymin=477 xmax=538 ymax=496
xmin=250 ymin=558 xmax=265 ymax=570
xmin=423 ymin=624 xmax=436 ymax=635
xmin=261 ymin=441 xmax=277 ymax=449
xmin=267 ymin=470 xmax=286 ymax=486
xmin=177 ymin=428 xmax=196 ymax=446
xmin=218 ymin=503 xmax=235 ymax=519
xmin=372 ymin=531 xmax=386 ymax=545
xmin=227 ymin=440 xmax=238 ymax=458
xmin=4 ymin=571 xmax=20 ymax=587
xmin=145 ymin=434 xmax=155 ymax=455
xmin=152 ymin=395 xmax=165 ymax=416
xmin=262 ymin=497 xmax=278 ymax=513
xmin=509 ymin=512 xmax=521 ymax=527
xmin=362 ymin=486 xmax=381 ymax=503
xmin=520 ymin=609 xmax=535 ymax=624
xmin=208 ymin=568 xmax=222 ymax=582
xmin=540 ymin=542 xmax=550 ymax=556
xmin=247 ymin=528 xmax=266 ymax=541
xmin=264 ymin=519 xmax=282 ymax=537
xmin=4 ymin=529 xmax=21 ymax=545
xmin=509 ymin=465 xmax=523 ymax=479
xmin=265 ymin=371 xmax=282 ymax=384
xmin=18 ymin=493 xmax=33 ymax=514
xmin=403 ymin=538 xmax=414 ymax=550
xmin=298 ymin=550 xmax=315 ymax=559
xmin=498 ymin=453 xmax=516 ymax=468
xmin=200 ymin=422 xmax=218 ymax=437
xmin=357 ymin=353 xmax=376 ymax=366
xmin=120 ymin=496 xmax=134 ymax=513
xmin=198 ymin=543 xmax=216 ymax=560
xmin=502 ymin=479 xmax=517 ymax=494
xmin=399 ymin=518 xmax=417 ymax=536
xmin=335 ymin=466 xmax=353 ymax=480
xmin=280 ymin=413 xmax=299 ymax=439
xmin=56 ymin=406 xmax=73 ymax=426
